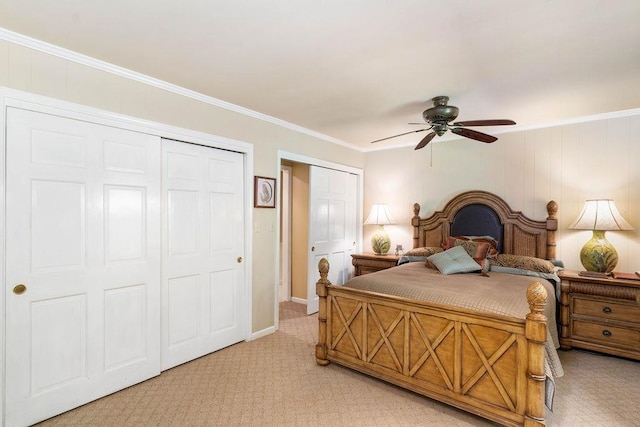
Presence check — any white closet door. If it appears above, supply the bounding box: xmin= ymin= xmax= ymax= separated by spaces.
xmin=5 ymin=108 xmax=162 ymax=426
xmin=307 ymin=166 xmax=357 ymax=314
xmin=161 ymin=139 xmax=245 ymax=370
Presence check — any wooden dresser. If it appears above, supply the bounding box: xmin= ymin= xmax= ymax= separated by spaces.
xmin=558 ymin=269 xmax=640 ymax=360
xmin=351 ymin=253 xmax=401 ymax=276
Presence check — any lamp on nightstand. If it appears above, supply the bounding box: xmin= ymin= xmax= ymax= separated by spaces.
xmin=364 ymin=203 xmax=395 ymax=255
xmin=569 ymin=199 xmax=634 ymax=274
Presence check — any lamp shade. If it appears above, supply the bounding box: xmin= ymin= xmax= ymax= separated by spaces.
xmin=364 ymin=204 xmax=395 ymax=255
xmin=569 ymin=199 xmax=633 ymax=274
xmin=569 ymin=199 xmax=633 ymax=231
xmin=364 ymin=204 xmax=396 ymax=225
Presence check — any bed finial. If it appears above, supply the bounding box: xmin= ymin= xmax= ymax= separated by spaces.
xmin=318 ymin=258 xmax=330 ymax=285
xmin=546 ymin=200 xmax=558 ymax=219
xmin=526 ymin=282 xmax=547 ymax=319
xmin=413 ymin=203 xmax=420 ymax=218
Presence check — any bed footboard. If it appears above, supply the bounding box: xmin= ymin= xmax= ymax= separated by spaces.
xmin=315 ymin=258 xmax=547 ymax=427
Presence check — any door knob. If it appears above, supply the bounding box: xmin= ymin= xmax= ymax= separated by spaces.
xmin=13 ymin=284 xmax=27 ymax=295
xmin=237 ymin=257 xmax=243 ymax=263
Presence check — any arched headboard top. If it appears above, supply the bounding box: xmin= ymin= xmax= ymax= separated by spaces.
xmin=411 ymin=190 xmax=558 ymax=260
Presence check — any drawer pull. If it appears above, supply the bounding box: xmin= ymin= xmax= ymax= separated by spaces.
xmin=602 ymin=306 xmax=612 ymax=314
xmin=602 ymin=329 xmax=612 ymax=338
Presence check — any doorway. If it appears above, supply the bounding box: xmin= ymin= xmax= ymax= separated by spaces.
xmin=276 ymin=152 xmax=363 ymax=326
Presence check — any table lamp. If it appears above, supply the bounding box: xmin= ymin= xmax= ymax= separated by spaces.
xmin=364 ymin=203 xmax=395 ymax=255
xmin=569 ymin=199 xmax=634 ymax=274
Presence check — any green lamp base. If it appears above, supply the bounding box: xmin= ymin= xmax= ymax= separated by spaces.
xmin=371 ymin=225 xmax=391 ymax=255
xmin=579 ymin=230 xmax=619 ymax=273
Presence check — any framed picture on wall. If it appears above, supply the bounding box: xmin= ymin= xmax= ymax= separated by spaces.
xmin=254 ymin=176 xmax=276 ymax=208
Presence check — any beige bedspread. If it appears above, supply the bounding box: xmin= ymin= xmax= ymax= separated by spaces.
xmin=343 ymin=262 xmax=564 ymax=381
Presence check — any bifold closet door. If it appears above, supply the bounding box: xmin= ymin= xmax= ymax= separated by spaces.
xmin=5 ymin=108 xmax=162 ymax=426
xmin=307 ymin=166 xmax=357 ymax=315
xmin=161 ymin=139 xmax=245 ymax=370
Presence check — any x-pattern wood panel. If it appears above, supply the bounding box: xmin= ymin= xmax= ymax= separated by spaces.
xmin=330 ymin=297 xmax=520 ymax=412
xmin=331 ymin=298 xmax=363 ymax=359
xmin=461 ymin=324 xmax=517 ymax=411
xmin=366 ymin=305 xmax=404 ymax=371
xmin=408 ymin=313 xmax=455 ymax=390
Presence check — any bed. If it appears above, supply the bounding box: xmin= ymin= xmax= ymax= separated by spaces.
xmin=315 ymin=190 xmax=562 ymax=427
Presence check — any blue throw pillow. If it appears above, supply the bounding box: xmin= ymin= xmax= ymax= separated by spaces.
xmin=427 ymin=246 xmax=482 ymax=275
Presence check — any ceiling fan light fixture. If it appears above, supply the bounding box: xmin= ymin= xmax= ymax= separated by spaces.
xmin=433 ymin=123 xmax=448 ymax=136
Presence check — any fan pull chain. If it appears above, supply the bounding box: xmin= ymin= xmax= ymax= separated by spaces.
xmin=430 ymin=143 xmax=433 ymax=168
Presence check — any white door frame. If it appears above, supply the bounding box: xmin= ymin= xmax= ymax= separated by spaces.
xmin=275 ymin=151 xmax=363 ymax=329
xmin=279 ymin=165 xmax=293 ymax=303
xmin=0 ymin=87 xmax=254 ymax=426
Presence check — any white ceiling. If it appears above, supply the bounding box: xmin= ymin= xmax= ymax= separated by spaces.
xmin=1 ymin=0 xmax=640 ymax=150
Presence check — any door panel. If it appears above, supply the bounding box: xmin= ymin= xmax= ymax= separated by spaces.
xmin=167 ymin=189 xmax=200 ymax=256
xmin=168 ymin=274 xmax=200 ymax=346
xmin=105 ymin=186 xmax=147 ymax=261
xmin=30 ymin=294 xmax=87 ymax=395
xmin=5 ymin=108 xmax=162 ymax=426
xmin=307 ymin=166 xmax=357 ymax=314
xmin=161 ymin=139 xmax=245 ymax=370
xmin=104 ymin=284 xmax=147 ymax=371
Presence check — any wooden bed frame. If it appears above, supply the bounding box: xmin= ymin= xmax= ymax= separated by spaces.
xmin=315 ymin=191 xmax=558 ymax=427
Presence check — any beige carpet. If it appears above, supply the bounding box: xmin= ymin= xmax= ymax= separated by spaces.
xmin=36 ymin=302 xmax=639 ymax=426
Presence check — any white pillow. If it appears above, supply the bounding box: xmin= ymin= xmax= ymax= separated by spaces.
xmin=427 ymin=246 xmax=481 ymax=275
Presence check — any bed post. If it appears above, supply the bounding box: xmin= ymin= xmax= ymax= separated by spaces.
xmin=412 ymin=203 xmax=421 ymax=248
xmin=545 ymin=200 xmax=558 ymax=260
xmin=524 ymin=282 xmax=548 ymax=427
xmin=315 ymin=258 xmax=331 ymax=366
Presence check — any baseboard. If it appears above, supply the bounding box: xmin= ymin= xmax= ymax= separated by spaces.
xmin=251 ymin=325 xmax=276 ymax=341
xmin=291 ymin=297 xmax=307 ymax=305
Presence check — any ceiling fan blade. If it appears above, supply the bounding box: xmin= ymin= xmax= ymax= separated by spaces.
xmin=414 ymin=131 xmax=436 ymax=150
xmin=450 ymin=127 xmax=497 ymax=143
xmin=370 ymin=127 xmax=431 ymax=144
xmin=452 ymin=119 xmax=516 ymax=127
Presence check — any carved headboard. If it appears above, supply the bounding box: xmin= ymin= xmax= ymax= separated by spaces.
xmin=411 ymin=190 xmax=558 ymax=260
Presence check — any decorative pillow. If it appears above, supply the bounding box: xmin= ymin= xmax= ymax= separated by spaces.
xmin=489 ymin=265 xmax=560 ymax=283
xmin=490 ymin=254 xmax=555 ymax=274
xmin=427 ymin=246 xmax=482 ymax=275
xmin=398 ymin=255 xmax=429 ymax=265
xmin=445 ymin=235 xmax=499 ymax=258
xmin=404 ymin=246 xmax=443 ymax=257
xmin=443 ymin=238 xmax=491 ymax=268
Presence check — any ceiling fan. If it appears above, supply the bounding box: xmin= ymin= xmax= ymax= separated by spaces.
xmin=371 ymin=96 xmax=516 ymax=150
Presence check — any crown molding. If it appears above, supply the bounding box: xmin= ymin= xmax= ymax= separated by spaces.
xmin=0 ymin=27 xmax=361 ymax=151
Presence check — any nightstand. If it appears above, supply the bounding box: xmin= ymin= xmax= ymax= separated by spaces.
xmin=558 ymin=269 xmax=640 ymax=360
xmin=351 ymin=253 xmax=401 ymax=276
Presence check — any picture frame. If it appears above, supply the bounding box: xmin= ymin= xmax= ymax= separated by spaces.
xmin=254 ymin=176 xmax=276 ymax=208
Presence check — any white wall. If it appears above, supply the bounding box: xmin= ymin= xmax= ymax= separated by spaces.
xmin=363 ymin=114 xmax=640 ymax=273
xmin=0 ymin=37 xmax=365 ymax=333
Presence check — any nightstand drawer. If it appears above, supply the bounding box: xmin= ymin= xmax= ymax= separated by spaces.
xmin=572 ymin=320 xmax=640 ymax=350
xmin=572 ymin=297 xmax=640 ymax=324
